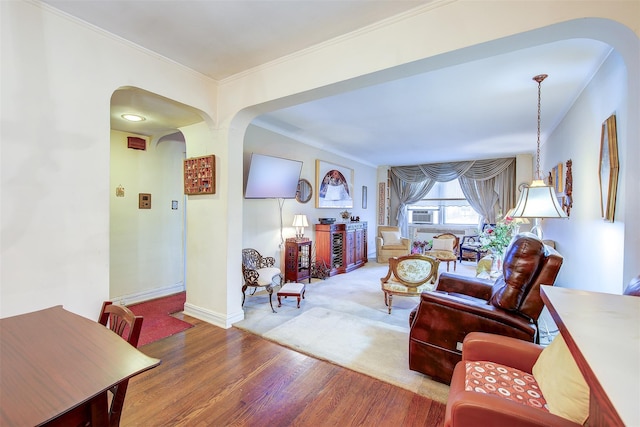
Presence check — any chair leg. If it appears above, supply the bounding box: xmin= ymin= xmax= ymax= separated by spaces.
xmin=241 ymin=285 xmax=247 ymax=307
xmin=267 ymin=288 xmax=276 ymax=313
xmin=387 ymin=294 xmax=393 ymax=314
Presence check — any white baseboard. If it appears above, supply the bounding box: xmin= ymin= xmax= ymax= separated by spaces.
xmin=111 ymin=283 xmax=185 ymax=306
xmin=183 ymin=302 xmax=245 ymax=329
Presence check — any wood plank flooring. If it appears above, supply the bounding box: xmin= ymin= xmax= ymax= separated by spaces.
xmin=122 ymin=315 xmax=446 ymax=426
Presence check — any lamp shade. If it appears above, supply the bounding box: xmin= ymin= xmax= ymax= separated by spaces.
xmin=292 ymin=214 xmax=309 ymax=240
xmin=505 ymin=208 xmax=530 ymax=225
xmin=510 ymin=180 xmax=567 ymax=219
xmin=292 ymin=214 xmax=309 ymax=227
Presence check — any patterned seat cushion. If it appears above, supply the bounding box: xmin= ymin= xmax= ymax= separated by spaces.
xmin=465 ymin=361 xmax=549 ymax=411
xmin=382 ymin=280 xmax=435 ymax=293
xmin=426 ymin=250 xmax=456 ymax=261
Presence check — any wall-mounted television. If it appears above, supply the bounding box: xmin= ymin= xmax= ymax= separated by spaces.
xmin=244 ymin=153 xmax=303 ymax=199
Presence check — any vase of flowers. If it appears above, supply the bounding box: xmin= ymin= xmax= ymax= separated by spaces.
xmin=479 ymin=215 xmax=517 ymax=260
xmin=412 ymin=240 xmax=431 ymax=254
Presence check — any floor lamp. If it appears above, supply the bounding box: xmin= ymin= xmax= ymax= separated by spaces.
xmin=510 ymin=74 xmax=567 ymax=239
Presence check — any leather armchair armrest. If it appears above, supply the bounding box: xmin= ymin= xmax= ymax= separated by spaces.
xmin=411 ymin=292 xmax=535 ymax=346
xmin=461 ymin=332 xmax=543 ymax=372
xmin=447 ymin=388 xmax=580 ymax=427
xmin=436 ymin=272 xmax=493 ymax=300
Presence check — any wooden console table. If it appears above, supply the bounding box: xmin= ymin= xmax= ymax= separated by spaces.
xmin=541 ymin=286 xmax=639 ymax=427
xmin=315 ymin=222 xmax=367 ymax=276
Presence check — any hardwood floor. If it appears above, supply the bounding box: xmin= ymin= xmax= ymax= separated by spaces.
xmin=122 ymin=315 xmax=446 ymax=426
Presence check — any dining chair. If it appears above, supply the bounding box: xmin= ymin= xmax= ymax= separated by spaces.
xmin=424 ymin=232 xmax=459 ymax=272
xmin=98 ymin=302 xmax=144 ymax=427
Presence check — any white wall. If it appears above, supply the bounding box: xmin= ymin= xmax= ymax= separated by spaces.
xmin=542 ymin=51 xmax=630 ymax=293
xmin=1 ymin=1 xmax=218 ymax=319
xmin=243 ymin=125 xmax=377 ymax=265
xmin=110 ymin=130 xmax=186 ymax=303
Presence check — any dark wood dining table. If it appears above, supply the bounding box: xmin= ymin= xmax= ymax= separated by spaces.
xmin=0 ymin=305 xmax=161 ymax=426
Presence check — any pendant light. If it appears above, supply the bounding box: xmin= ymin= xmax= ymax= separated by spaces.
xmin=510 ymin=74 xmax=567 ymax=239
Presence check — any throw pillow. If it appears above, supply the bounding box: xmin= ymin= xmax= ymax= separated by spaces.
xmin=532 ymin=334 xmax=590 ymax=424
xmin=381 ymin=231 xmax=402 ymax=245
xmin=432 ymin=238 xmax=454 ymax=252
xmin=465 ymin=361 xmax=548 ymax=411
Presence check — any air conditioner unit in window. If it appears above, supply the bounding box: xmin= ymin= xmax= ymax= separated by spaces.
xmin=411 ymin=210 xmax=433 ymax=224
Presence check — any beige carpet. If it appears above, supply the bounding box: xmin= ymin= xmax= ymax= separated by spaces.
xmin=234 ymin=259 xmax=480 ymax=403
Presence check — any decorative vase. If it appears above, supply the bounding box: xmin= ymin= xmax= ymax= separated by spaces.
xmin=490 ymin=254 xmax=503 ymax=278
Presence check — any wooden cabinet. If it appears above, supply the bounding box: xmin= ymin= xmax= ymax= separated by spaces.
xmin=315 ymin=222 xmax=367 ymax=277
xmin=284 ymin=238 xmax=312 ymax=283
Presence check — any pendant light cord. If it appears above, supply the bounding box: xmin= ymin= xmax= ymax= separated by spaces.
xmin=533 ymin=74 xmax=547 ymax=180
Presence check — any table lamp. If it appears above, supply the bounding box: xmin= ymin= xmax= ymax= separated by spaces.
xmin=292 ymin=214 xmax=309 ymax=240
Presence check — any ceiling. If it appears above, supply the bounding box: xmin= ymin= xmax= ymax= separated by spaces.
xmin=43 ymin=0 xmax=612 ymax=166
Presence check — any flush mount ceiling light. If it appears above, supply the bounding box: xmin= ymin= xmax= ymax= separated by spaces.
xmin=121 ymin=113 xmax=146 ymax=122
xmin=510 ymin=74 xmax=567 ymax=239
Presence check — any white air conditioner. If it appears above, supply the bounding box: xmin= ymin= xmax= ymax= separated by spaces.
xmin=410 ymin=210 xmax=433 ymax=224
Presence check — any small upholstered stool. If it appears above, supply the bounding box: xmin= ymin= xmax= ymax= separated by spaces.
xmin=277 ymin=282 xmax=306 ymax=308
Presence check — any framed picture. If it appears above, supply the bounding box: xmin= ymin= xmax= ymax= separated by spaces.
xmin=184 ymin=155 xmax=215 ymax=195
xmin=362 ymin=186 xmax=368 ymax=209
xmin=315 ymin=160 xmax=354 ymax=208
xmin=552 ymin=163 xmax=564 ymax=193
xmin=599 ymin=114 xmax=619 ymax=222
xmin=378 ymin=182 xmax=386 ymax=225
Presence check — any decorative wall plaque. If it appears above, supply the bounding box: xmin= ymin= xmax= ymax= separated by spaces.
xmin=184 ymin=155 xmax=215 ymax=195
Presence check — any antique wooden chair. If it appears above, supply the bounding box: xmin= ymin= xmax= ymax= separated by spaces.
xmin=425 ymin=233 xmax=459 ymax=272
xmin=98 ymin=301 xmax=144 ymax=427
xmin=380 ymin=254 xmax=440 ymax=314
xmin=242 ymin=248 xmax=283 ymax=313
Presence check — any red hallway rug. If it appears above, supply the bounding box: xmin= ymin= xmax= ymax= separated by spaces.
xmin=127 ymin=292 xmax=193 ymax=347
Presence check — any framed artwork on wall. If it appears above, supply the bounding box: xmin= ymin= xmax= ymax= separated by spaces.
xmin=362 ymin=186 xmax=368 ymax=209
xmin=599 ymin=114 xmax=619 ymax=222
xmin=378 ymin=182 xmax=385 ymax=225
xmin=315 ymin=160 xmax=354 ymax=209
xmin=184 ymin=155 xmax=215 ymax=195
xmin=552 ymin=163 xmax=564 ymax=193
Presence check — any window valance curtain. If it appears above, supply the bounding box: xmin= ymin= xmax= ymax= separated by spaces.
xmin=390 ymin=158 xmax=515 ymax=236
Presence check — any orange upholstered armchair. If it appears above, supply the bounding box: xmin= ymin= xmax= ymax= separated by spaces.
xmin=445 ymin=332 xmax=586 ymax=427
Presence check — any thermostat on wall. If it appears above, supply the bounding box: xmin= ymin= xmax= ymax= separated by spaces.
xmin=139 ymin=193 xmax=151 ymax=209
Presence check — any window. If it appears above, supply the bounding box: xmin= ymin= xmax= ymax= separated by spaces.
xmin=408 ymin=180 xmax=480 ymax=226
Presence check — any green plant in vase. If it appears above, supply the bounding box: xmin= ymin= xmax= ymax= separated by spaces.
xmin=479 ymin=215 xmax=517 ymax=265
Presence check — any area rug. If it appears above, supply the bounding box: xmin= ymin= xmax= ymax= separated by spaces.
xmin=233 ymin=261 xmax=480 ymax=403
xmin=127 ymin=292 xmax=193 ymax=347
xmin=263 ymin=306 xmax=450 ymax=402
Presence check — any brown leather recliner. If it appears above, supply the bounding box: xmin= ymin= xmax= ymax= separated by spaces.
xmin=409 ymin=232 xmax=563 ymax=384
